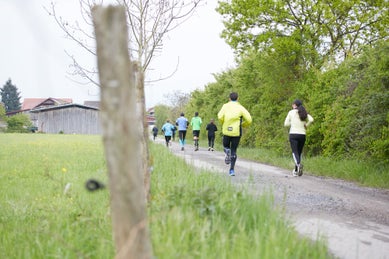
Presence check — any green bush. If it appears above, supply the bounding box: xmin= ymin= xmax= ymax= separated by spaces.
xmin=319 ymin=41 xmax=389 ymax=161
xmin=5 ymin=113 xmax=32 ymax=133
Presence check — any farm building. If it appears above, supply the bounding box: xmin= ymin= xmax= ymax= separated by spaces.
xmin=29 ymin=103 xmax=101 ymax=134
xmin=6 ymin=98 xmax=152 ymax=134
xmin=5 ymin=97 xmax=73 ymax=116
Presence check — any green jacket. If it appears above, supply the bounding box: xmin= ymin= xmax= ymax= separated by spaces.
xmin=190 ymin=116 xmax=202 ymax=130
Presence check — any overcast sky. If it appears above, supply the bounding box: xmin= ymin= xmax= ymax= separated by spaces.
xmin=0 ymin=0 xmax=235 ymax=108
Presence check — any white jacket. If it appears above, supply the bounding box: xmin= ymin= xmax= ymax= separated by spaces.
xmin=284 ymin=109 xmax=314 ymax=134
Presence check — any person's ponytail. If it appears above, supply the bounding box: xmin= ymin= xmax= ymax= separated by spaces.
xmin=297 ymin=106 xmax=308 ymax=121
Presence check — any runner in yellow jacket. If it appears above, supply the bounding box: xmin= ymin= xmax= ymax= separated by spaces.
xmin=217 ymin=92 xmax=252 ymax=176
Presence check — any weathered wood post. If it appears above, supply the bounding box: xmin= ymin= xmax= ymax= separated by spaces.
xmin=92 ymin=5 xmax=152 ymax=259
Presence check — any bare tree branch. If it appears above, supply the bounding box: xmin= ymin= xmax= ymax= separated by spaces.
xmin=47 ymin=0 xmax=204 ymax=84
xmin=65 ymin=51 xmax=100 ymax=86
xmin=146 ymin=56 xmax=180 ymax=84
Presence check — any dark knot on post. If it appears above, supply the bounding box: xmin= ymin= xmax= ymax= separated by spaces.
xmin=85 ymin=179 xmax=106 ymax=191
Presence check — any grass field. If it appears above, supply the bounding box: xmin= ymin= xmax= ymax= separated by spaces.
xmin=0 ymin=134 xmax=333 ymax=258
xmin=0 ymin=134 xmax=112 ymax=258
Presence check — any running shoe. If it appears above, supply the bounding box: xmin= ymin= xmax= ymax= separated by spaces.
xmin=224 ymin=148 xmax=231 ymax=164
xmin=292 ymin=169 xmax=298 ymax=177
xmin=229 ymin=169 xmax=235 ymax=176
xmin=297 ymin=164 xmax=303 ymax=176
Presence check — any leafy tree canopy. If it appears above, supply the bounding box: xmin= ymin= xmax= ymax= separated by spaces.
xmin=1 ymin=79 xmax=22 ymax=112
xmin=217 ymin=0 xmax=389 ymax=68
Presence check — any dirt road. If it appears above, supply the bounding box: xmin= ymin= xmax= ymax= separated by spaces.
xmin=157 ymin=139 xmax=389 ymax=259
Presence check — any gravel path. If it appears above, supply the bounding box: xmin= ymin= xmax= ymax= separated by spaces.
xmin=157 ymin=139 xmax=389 ymax=259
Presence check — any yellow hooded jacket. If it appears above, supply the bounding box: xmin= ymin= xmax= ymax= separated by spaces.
xmin=217 ymin=101 xmax=252 ymax=137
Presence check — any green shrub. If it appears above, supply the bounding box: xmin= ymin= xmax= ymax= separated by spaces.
xmin=5 ymin=113 xmax=32 ymax=133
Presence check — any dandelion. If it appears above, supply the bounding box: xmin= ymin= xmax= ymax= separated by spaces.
xmin=62 ymin=167 xmax=67 ymax=173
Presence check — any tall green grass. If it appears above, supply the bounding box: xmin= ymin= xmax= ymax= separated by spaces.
xmin=236 ymin=147 xmax=389 ymax=189
xmin=149 ymin=144 xmax=331 ymax=258
xmin=0 ymin=134 xmax=112 ymax=258
xmin=0 ymin=134 xmax=332 ymax=258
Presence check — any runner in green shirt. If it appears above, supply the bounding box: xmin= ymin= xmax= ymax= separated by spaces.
xmin=190 ymin=112 xmax=202 ymax=151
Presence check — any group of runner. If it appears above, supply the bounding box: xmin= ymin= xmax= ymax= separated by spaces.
xmin=155 ymin=92 xmax=313 ymax=177
xmin=159 ymin=111 xmax=216 ymax=152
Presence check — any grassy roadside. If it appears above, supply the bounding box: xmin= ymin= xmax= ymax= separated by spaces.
xmin=236 ymin=147 xmax=389 ymax=189
xmin=149 ymin=143 xmax=331 ymax=258
xmin=0 ymin=134 xmax=332 ymax=258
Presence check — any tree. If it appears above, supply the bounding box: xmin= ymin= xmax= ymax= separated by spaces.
xmin=48 ymin=0 xmax=202 ymax=84
xmin=154 ymin=104 xmax=174 ymax=130
xmin=1 ymin=79 xmax=22 ymax=112
xmin=164 ymin=90 xmax=190 ymax=118
xmin=92 ymin=6 xmax=152 ymax=257
xmin=217 ymin=0 xmax=389 ymax=69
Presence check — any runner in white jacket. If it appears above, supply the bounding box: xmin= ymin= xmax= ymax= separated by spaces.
xmin=284 ymin=99 xmax=314 ymax=176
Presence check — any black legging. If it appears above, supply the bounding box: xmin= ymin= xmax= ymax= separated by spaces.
xmin=208 ymin=135 xmax=215 ymax=148
xmin=164 ymin=136 xmax=172 ymax=147
xmin=289 ymin=134 xmax=306 ymax=165
xmin=179 ymin=130 xmax=187 ymax=143
xmin=223 ymin=135 xmax=241 ymax=170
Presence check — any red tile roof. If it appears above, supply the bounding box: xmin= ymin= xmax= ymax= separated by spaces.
xmin=22 ymin=98 xmax=73 ymax=110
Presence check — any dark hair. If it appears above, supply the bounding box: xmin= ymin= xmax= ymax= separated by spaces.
xmin=293 ymin=99 xmax=303 ymax=107
xmin=230 ymin=92 xmax=238 ymax=101
xmin=195 ymin=112 xmax=199 ymax=116
xmin=180 ymin=112 xmax=184 ymax=116
xmin=293 ymin=100 xmax=308 ymax=121
xmin=297 ymin=106 xmax=308 ymax=121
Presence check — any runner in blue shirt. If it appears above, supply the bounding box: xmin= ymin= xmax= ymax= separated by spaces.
xmin=161 ymin=120 xmax=175 ymax=147
xmin=176 ymin=112 xmax=189 ymax=151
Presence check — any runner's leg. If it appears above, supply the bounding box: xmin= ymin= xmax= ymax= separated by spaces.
xmin=289 ymin=134 xmax=300 ymax=171
xmin=229 ymin=137 xmax=240 ymax=170
xmin=223 ymin=135 xmax=232 ymax=164
xmin=165 ymin=136 xmax=170 ymax=147
xmin=297 ymin=134 xmax=306 ymax=164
